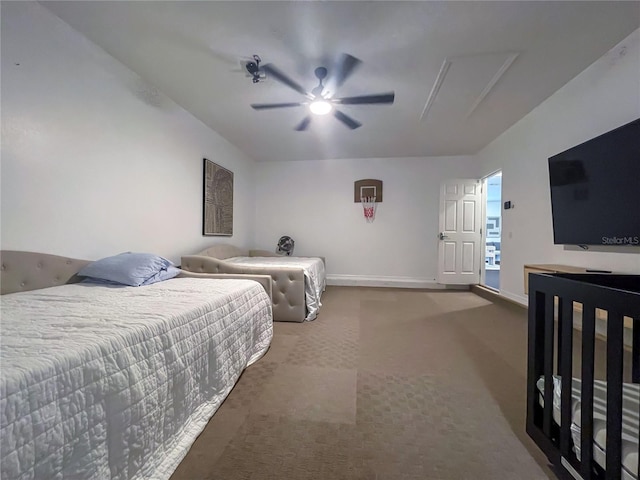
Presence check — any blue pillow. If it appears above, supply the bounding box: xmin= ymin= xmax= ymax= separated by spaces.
xmin=141 ymin=266 xmax=181 ymax=286
xmin=78 ymin=252 xmax=178 ymax=287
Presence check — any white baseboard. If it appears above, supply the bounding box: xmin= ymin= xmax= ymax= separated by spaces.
xmin=326 ymin=274 xmax=468 ymax=290
xmin=500 ymin=290 xmax=528 ymax=307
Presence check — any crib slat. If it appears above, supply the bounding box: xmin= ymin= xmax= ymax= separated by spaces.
xmin=580 ymin=305 xmax=596 ymax=480
xmin=559 ymin=297 xmax=573 ymax=459
xmin=605 ymin=309 xmax=624 ymax=478
xmin=633 ymin=317 xmax=639 ymax=383
xmin=528 ymin=288 xmax=547 ymax=435
xmin=543 ymin=293 xmax=555 ymax=437
xmin=634 ymin=317 xmax=640 ymax=480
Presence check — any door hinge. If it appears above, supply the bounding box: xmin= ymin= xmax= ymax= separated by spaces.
xmin=480 ymin=227 xmax=483 ymax=235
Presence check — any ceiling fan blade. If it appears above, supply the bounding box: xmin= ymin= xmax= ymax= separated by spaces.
xmin=334 ymin=92 xmax=395 ymax=105
xmin=327 ymin=54 xmax=362 ymax=95
xmin=294 ymin=116 xmax=311 ymax=131
xmin=334 ymin=110 xmax=362 ymax=129
xmin=251 ymin=102 xmax=304 ymax=110
xmin=262 ymin=63 xmax=310 ymax=97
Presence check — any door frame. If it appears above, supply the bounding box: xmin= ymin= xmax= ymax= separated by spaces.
xmin=480 ymin=176 xmax=488 ymax=286
xmin=480 ymin=169 xmax=502 ymax=291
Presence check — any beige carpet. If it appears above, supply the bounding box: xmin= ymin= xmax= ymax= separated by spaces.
xmin=171 ymin=286 xmax=562 ymax=480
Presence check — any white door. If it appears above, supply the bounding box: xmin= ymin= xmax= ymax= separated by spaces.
xmin=437 ymin=179 xmax=482 ymax=285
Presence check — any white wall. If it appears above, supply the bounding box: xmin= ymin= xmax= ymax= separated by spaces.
xmin=1 ymin=2 xmax=256 ymax=264
xmin=474 ymin=29 xmax=640 ymax=305
xmin=254 ymin=155 xmax=478 ymax=287
xmin=4 ymin=2 xmax=636 ymax=292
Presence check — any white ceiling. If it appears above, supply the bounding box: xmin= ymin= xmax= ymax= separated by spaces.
xmin=43 ymin=1 xmax=639 ymax=162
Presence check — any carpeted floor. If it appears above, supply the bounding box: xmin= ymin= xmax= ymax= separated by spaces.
xmin=171 ymin=286 xmax=561 ymax=480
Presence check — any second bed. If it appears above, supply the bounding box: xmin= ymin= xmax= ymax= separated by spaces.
xmin=182 ymin=244 xmax=326 ymax=322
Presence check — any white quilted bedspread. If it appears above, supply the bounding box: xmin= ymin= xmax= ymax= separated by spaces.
xmin=0 ymin=278 xmax=273 ymax=480
xmin=226 ymin=256 xmax=326 ymax=321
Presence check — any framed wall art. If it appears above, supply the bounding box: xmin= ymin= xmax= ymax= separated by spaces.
xmin=203 ymin=158 xmax=233 ymax=236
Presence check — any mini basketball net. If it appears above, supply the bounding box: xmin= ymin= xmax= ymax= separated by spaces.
xmin=361 ymin=196 xmax=377 ymax=223
xmin=354 ymin=179 xmax=382 ymax=223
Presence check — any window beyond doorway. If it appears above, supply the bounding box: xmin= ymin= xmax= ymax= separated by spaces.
xmin=484 ymin=172 xmax=502 ymax=290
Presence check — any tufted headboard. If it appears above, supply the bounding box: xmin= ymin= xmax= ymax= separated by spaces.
xmin=1 ymin=250 xmax=274 ymax=300
xmin=1 ymin=251 xmax=90 ymax=295
xmin=195 ymin=244 xmax=249 ymax=259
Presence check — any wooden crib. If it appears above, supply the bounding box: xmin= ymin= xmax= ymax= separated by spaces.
xmin=526 ymin=273 xmax=639 ymax=479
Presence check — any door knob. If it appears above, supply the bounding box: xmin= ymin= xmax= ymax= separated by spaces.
xmin=439 ymin=232 xmax=449 ymax=240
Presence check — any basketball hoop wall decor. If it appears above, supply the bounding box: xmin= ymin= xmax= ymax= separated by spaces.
xmin=354 ymin=179 xmax=382 ymax=223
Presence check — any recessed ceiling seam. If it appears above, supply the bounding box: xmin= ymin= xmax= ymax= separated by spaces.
xmin=420 ymin=58 xmax=451 ymax=122
xmin=465 ymin=52 xmax=520 ymax=119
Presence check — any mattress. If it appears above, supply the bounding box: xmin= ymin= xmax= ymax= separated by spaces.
xmin=0 ymin=278 xmax=273 ymax=480
xmin=226 ymin=256 xmax=326 ymax=321
xmin=536 ymin=375 xmax=639 ymax=480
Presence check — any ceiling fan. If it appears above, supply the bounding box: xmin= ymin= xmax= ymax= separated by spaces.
xmin=249 ymin=54 xmax=394 ymax=131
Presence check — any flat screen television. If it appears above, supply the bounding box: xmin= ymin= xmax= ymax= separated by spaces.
xmin=548 ymin=118 xmax=640 ymax=246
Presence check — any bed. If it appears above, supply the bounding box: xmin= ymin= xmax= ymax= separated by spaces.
xmin=0 ymin=250 xmax=273 ymax=480
xmin=527 ymin=272 xmax=639 ymax=480
xmin=181 ymin=244 xmax=326 ymax=322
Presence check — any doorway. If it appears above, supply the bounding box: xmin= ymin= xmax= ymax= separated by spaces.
xmin=436 ymin=179 xmax=482 ymax=285
xmin=483 ymin=172 xmax=502 ymax=290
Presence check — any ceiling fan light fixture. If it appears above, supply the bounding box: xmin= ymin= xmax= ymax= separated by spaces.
xmin=251 ymin=55 xmax=393 ymax=130
xmin=309 ymin=100 xmax=332 ymax=115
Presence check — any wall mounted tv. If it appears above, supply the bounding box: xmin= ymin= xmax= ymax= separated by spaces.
xmin=548 ymin=118 xmax=639 ymax=246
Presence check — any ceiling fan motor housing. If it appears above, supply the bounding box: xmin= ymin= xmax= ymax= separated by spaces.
xmin=246 ymin=61 xmax=259 ymax=75
xmin=249 ymin=54 xmax=394 ymax=130
xmin=245 ymin=54 xmax=264 ymax=83
xmin=315 ymin=67 xmax=328 ymax=80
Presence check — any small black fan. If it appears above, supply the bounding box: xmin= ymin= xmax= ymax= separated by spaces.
xmin=276 ymin=236 xmax=295 ymax=256
xmin=250 ymin=54 xmax=394 ymax=131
